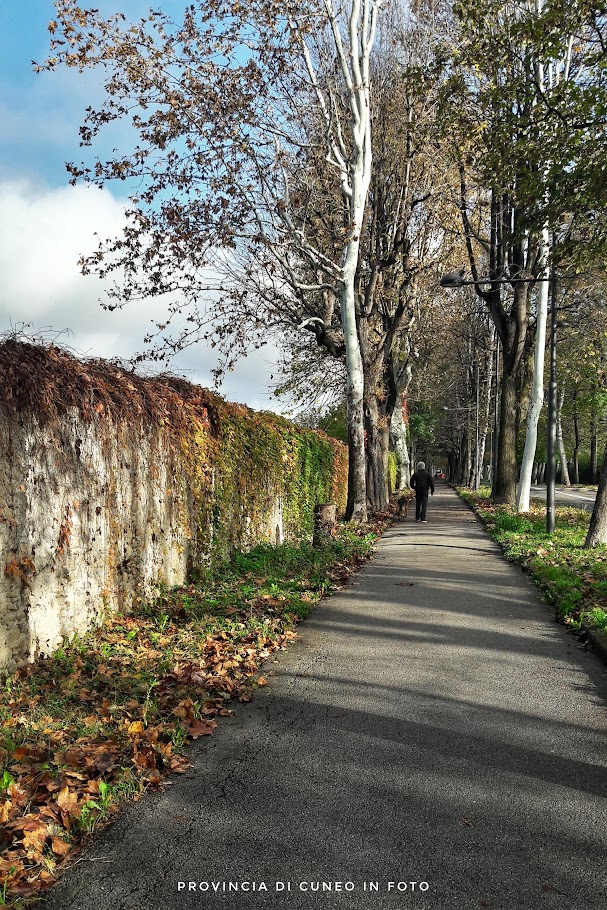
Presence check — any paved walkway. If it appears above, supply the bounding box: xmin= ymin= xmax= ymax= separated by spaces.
xmin=43 ymin=486 xmax=607 ymax=910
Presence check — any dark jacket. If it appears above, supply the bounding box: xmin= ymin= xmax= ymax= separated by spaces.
xmin=410 ymin=469 xmax=434 ymax=496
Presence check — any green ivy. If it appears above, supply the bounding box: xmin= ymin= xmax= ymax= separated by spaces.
xmin=183 ymin=401 xmax=348 ymax=568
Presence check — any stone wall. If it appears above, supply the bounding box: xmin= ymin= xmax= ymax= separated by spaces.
xmin=0 ymin=341 xmax=348 ymax=673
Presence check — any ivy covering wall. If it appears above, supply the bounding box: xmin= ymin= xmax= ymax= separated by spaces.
xmin=0 ymin=341 xmax=348 ymax=672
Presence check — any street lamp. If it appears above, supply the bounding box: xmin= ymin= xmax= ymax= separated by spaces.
xmin=440 ymin=269 xmax=557 ymax=532
xmin=440 ymin=271 xmax=544 ymax=288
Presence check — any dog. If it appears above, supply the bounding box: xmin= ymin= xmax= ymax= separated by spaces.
xmin=396 ymin=492 xmax=413 ymax=518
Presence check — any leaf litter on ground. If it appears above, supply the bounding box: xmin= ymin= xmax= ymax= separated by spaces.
xmin=0 ymin=519 xmax=389 ymax=907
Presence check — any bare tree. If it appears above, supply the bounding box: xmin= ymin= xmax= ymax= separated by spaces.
xmin=43 ymin=0 xmax=388 ymax=520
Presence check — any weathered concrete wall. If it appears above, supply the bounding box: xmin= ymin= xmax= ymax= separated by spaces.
xmin=0 ymin=411 xmax=190 ymax=670
xmin=0 ymin=342 xmax=347 ymax=673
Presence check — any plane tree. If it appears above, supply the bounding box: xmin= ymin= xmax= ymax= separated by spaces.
xmin=437 ymin=0 xmax=607 ymax=506
xmin=43 ymin=0 xmax=388 ymax=521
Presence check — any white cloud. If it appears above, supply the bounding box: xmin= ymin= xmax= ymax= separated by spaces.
xmin=0 ymin=179 xmax=286 ymax=412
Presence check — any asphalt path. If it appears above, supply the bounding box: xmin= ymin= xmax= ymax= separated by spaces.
xmin=530 ymin=485 xmax=597 ymax=511
xmin=42 ymin=485 xmax=607 ymax=910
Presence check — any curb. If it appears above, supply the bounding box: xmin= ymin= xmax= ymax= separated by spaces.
xmin=454 ymin=488 xmax=607 ymax=671
xmin=582 ymin=622 xmax=607 ymax=667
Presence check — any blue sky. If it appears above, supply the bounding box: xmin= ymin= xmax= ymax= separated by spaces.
xmin=0 ymin=1 xmax=285 ymax=412
xmin=0 ymin=0 xmax=98 ymax=187
xmin=0 ymin=0 xmax=168 ymax=187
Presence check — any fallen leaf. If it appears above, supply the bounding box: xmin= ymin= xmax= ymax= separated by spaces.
xmin=20 ymin=820 xmax=50 ymax=855
xmin=56 ymin=786 xmax=80 ymax=817
xmin=51 ymin=837 xmax=71 ymax=856
xmin=7 ymin=783 xmax=29 ymax=807
xmin=188 ymin=720 xmax=217 ymax=738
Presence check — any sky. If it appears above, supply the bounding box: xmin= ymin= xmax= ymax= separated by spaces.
xmin=0 ymin=0 xmax=286 ymax=413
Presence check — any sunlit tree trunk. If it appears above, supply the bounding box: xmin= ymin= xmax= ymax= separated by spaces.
xmin=516 ymin=228 xmax=549 ymax=511
xmin=309 ymin=0 xmax=386 ymax=521
xmin=390 ymin=402 xmax=410 ymax=489
xmin=364 ymin=390 xmax=391 ymax=512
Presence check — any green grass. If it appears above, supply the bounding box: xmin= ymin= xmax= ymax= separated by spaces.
xmin=459 ymin=490 xmax=607 ymax=631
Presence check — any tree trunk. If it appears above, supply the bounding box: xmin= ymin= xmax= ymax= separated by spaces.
xmin=556 ymin=387 xmax=571 ymax=486
xmin=342 ymin=201 xmax=367 ymax=520
xmin=477 ymin=425 xmax=488 ymax=487
xmin=325 ymin=0 xmax=383 ymax=523
xmin=313 ymin=503 xmax=337 ymax=548
xmin=447 ymin=451 xmax=456 ymax=482
xmin=390 ymin=397 xmax=410 ymax=489
xmin=494 ymin=368 xmax=518 ymax=504
xmin=364 ymin=392 xmax=390 ymax=513
xmin=590 ymin=416 xmax=598 ymax=483
xmin=585 ymin=443 xmax=607 ymax=546
xmin=345 ymin=368 xmax=367 ymax=521
xmin=458 ymin=428 xmax=471 ymax=486
xmin=476 ymin=343 xmax=494 ymax=487
xmin=572 ymin=397 xmax=580 ymax=485
xmin=516 ymin=231 xmax=549 ymax=512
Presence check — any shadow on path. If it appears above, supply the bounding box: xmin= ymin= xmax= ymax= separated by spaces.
xmin=42 ymin=485 xmax=607 ymax=910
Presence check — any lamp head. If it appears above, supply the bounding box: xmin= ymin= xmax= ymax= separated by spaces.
xmin=440 ymin=270 xmax=466 ymax=288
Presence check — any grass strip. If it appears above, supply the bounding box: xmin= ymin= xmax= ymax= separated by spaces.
xmin=458 ymin=487 xmax=607 ymax=633
xmin=0 ymin=524 xmax=380 ymax=907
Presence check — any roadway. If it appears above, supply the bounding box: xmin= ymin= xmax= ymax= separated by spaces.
xmin=529 ymin=485 xmax=597 ymax=512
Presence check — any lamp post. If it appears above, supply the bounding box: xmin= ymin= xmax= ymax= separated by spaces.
xmin=440 ymin=269 xmax=557 ymax=532
xmin=492 ymin=335 xmax=500 ymax=488
xmin=474 ymin=362 xmax=480 ymax=490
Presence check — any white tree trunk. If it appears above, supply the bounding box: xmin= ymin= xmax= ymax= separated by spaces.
xmin=390 ymin=404 xmax=410 ymax=488
xmin=342 ymin=247 xmax=367 ymax=520
xmin=297 ymin=1 xmax=384 ymax=520
xmin=516 ymin=3 xmax=553 ymax=512
xmin=516 ymin=226 xmax=549 ymax=512
xmin=319 ymin=0 xmax=383 ymax=521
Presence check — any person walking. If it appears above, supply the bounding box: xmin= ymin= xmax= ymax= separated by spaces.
xmin=410 ymin=461 xmax=434 ymax=522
